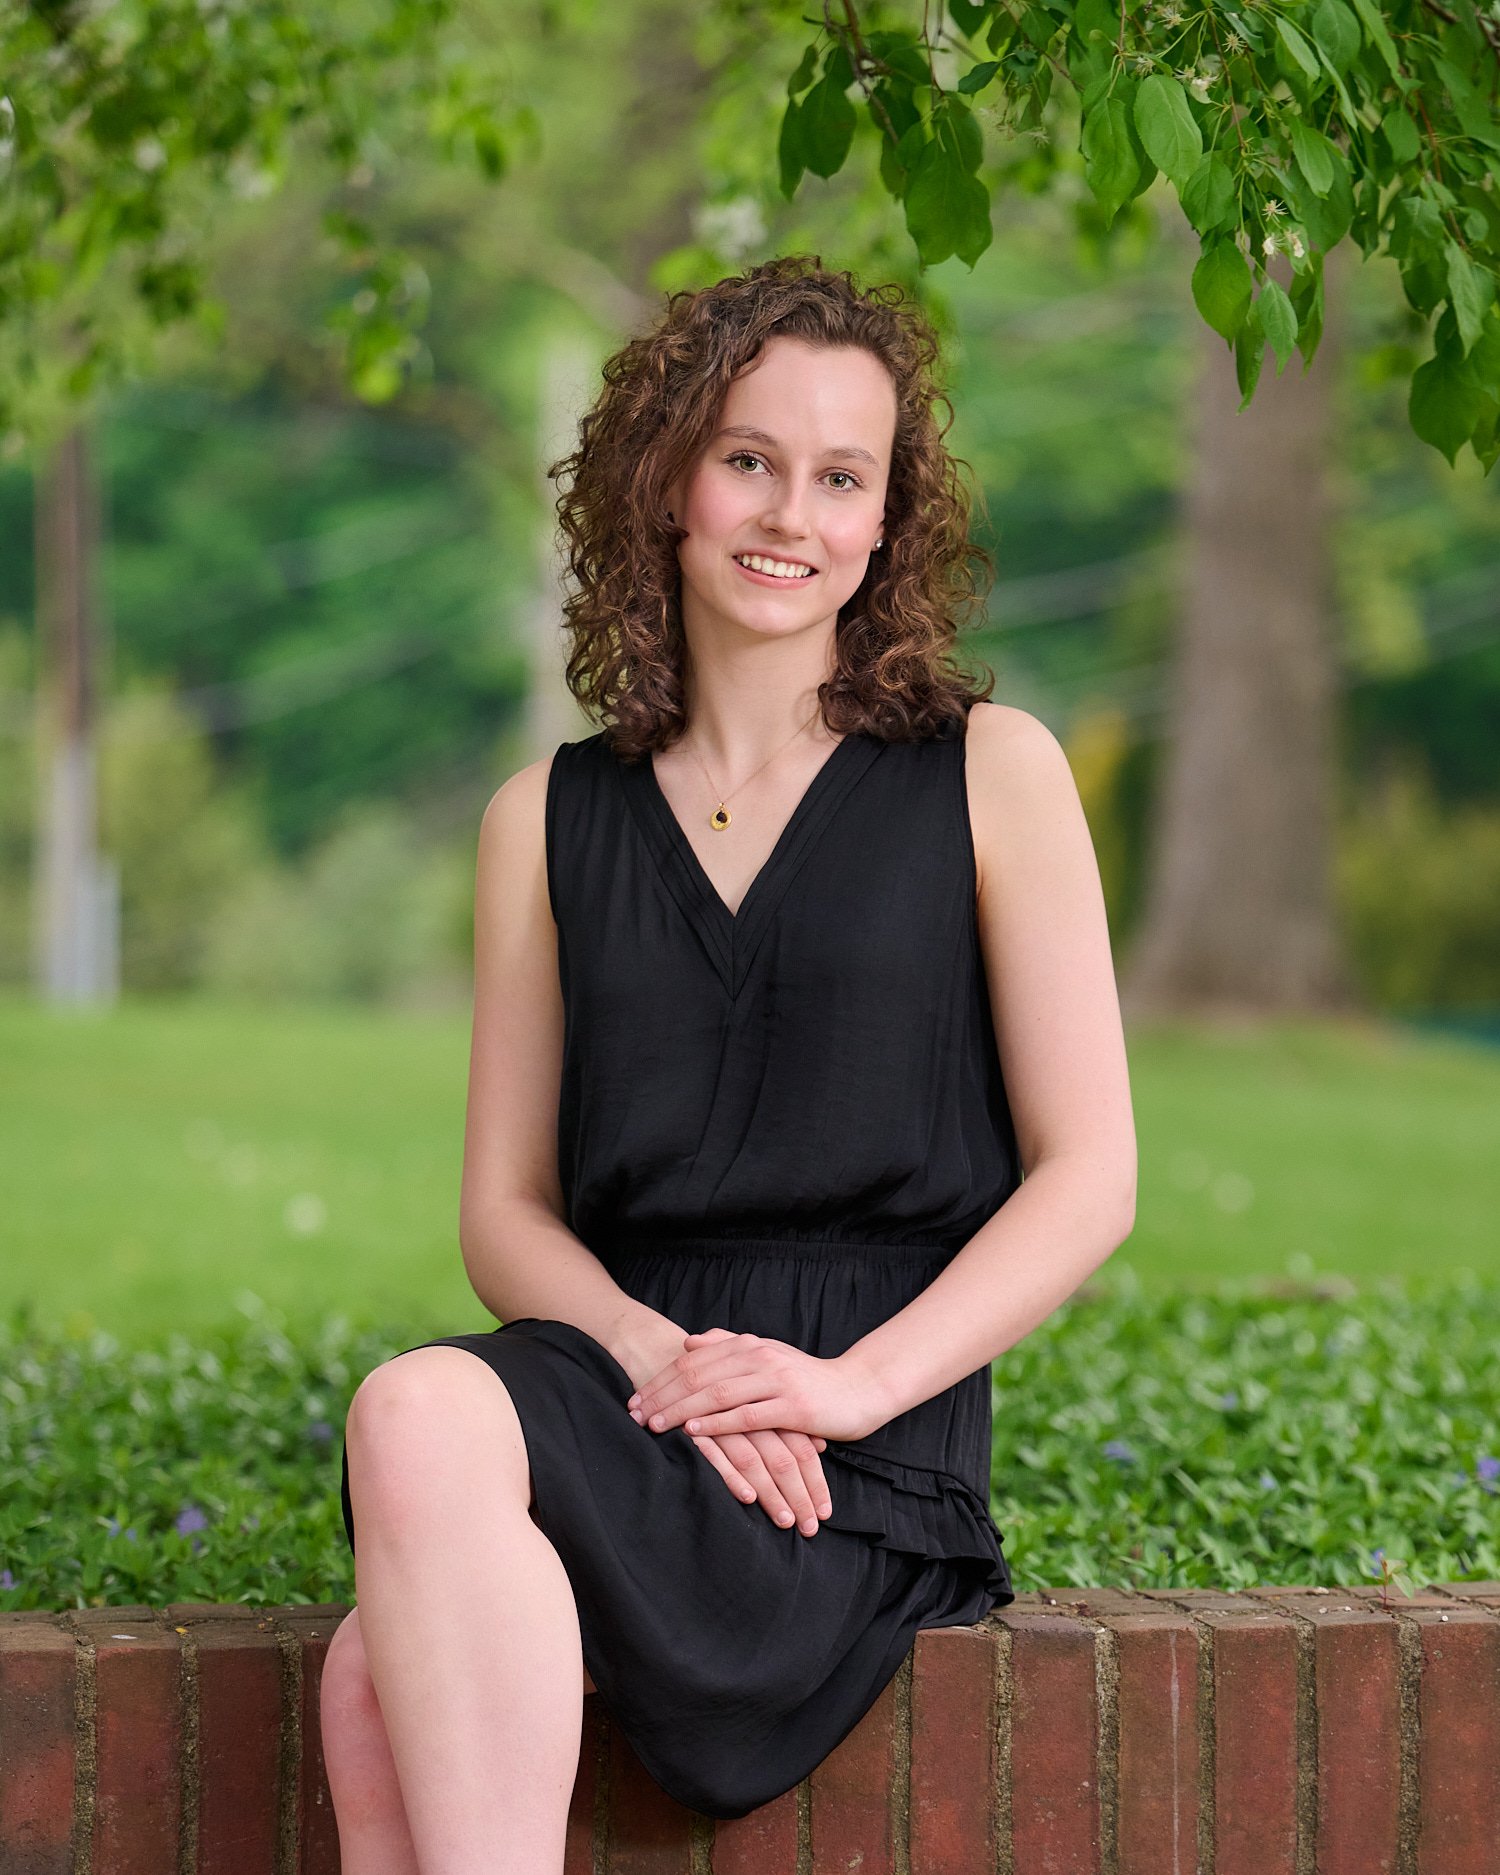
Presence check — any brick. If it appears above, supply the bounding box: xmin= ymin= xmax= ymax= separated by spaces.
xmin=1002 ymin=1604 xmax=1102 ymax=1874
xmin=269 ymin=1606 xmax=348 ymax=1875
xmin=1433 ymin=1581 xmax=1500 ymax=1609
xmin=564 ymin=1692 xmax=607 ymax=1875
xmin=1251 ymin=1588 xmax=1401 ymax=1875
xmin=1200 ymin=1602 xmax=1299 ymax=1875
xmin=710 ymin=1780 xmax=799 ymax=1875
xmin=0 ymin=1616 xmax=78 ymax=1875
xmin=606 ymin=1723 xmax=695 ymax=1873
xmin=909 ymin=1624 xmax=998 ymax=1875
xmin=1409 ymin=1603 xmax=1500 ymax=1875
xmin=190 ymin=1616 xmax=284 ymax=1875
xmin=1105 ymin=1608 xmax=1201 ymax=1875
xmin=163 ymin=1603 xmax=259 ymax=1623
xmin=72 ymin=1609 xmax=183 ymax=1875
xmin=809 ymin=1666 xmax=899 ymax=1875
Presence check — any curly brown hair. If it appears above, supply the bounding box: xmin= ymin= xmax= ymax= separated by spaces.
xmin=548 ymin=253 xmax=996 ymax=757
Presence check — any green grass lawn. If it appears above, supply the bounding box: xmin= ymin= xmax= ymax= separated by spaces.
xmin=2 ymin=990 xmax=1497 ymax=1343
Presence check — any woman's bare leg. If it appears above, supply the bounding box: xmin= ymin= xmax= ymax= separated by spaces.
xmin=338 ymin=1346 xmax=593 ymax=1875
xmin=322 ymin=1608 xmax=599 ymax=1875
xmin=321 ymin=1607 xmax=421 ymax=1875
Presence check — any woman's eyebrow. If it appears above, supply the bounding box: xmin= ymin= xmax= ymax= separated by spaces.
xmin=714 ymin=424 xmax=881 ymax=469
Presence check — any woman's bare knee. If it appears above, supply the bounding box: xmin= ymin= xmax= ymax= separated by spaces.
xmin=322 ymin=1607 xmax=379 ymax=1726
xmin=345 ymin=1347 xmax=535 ymax=1514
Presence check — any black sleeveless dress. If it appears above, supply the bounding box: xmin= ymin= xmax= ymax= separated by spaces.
xmin=339 ymin=708 xmax=1022 ymax=1820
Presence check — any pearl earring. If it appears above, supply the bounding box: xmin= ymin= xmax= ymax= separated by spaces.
xmin=874 ymin=536 xmax=884 ymax=550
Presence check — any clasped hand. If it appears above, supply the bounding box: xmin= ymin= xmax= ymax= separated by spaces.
xmin=626 ymin=1326 xmax=887 ymax=1539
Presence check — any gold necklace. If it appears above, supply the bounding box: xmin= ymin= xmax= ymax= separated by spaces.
xmin=681 ymin=708 xmax=824 ymax=830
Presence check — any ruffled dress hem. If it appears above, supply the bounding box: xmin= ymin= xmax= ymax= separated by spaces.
xmin=817 ymin=1444 xmax=1015 ymax=1606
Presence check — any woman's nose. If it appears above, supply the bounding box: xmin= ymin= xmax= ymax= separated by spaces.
xmin=763 ymin=480 xmax=814 ymax=534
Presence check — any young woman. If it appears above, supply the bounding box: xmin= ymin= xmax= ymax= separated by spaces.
xmin=321 ymin=254 xmax=1136 ymax=1874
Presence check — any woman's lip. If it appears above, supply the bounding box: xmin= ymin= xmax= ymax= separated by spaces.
xmin=732 ymin=555 xmax=818 ymax=586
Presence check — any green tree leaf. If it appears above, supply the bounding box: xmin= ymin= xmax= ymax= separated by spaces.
xmin=1346 ymin=0 xmax=1403 ymax=76
xmin=787 ymin=43 xmax=819 ymax=98
xmin=1259 ymin=278 xmax=1299 ymax=371
xmin=1409 ymin=350 xmax=1484 ymax=464
xmin=1275 ymin=15 xmax=1322 ymax=82
xmin=778 ymin=97 xmax=805 ymax=199
xmin=937 ymin=94 xmax=985 ymax=174
xmin=1283 ymin=151 xmax=1354 ymax=252
xmin=1235 ymin=296 xmax=1266 ymax=405
xmin=799 ymin=74 xmax=857 ymax=179
xmin=1446 ymin=242 xmax=1492 ymax=355
xmin=904 ymin=138 xmax=992 ymax=267
xmin=1289 ymin=118 xmax=1335 ymax=196
xmin=1082 ymin=95 xmax=1141 ymax=227
xmin=957 ymin=60 xmax=1000 ymax=94
xmin=1193 ymin=237 xmax=1253 ymax=340
xmin=1134 ymin=73 xmax=1202 ymax=190
xmin=1181 ymin=154 xmax=1238 ymax=234
xmin=949 ymin=0 xmax=991 ymax=32
xmin=1380 ymin=109 xmax=1423 ymax=165
xmin=1311 ymin=0 xmax=1361 ymax=71
xmin=1291 ymin=253 xmax=1326 ymax=366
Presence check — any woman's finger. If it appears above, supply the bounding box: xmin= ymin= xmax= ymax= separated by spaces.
xmin=774 ymin=1430 xmax=833 ymax=1523
xmin=714 ymin=1432 xmax=793 ymax=1524
xmin=632 ymin=1343 xmax=765 ymax=1426
xmin=739 ymin=1431 xmax=822 ymax=1535
xmin=689 ymin=1432 xmax=756 ymax=1505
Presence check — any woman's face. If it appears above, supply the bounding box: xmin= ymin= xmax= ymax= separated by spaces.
xmin=666 ymin=336 xmax=895 ymax=647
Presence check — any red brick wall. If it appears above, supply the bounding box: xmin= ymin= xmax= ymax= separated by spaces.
xmin=1 ymin=1583 xmax=1497 ymax=1873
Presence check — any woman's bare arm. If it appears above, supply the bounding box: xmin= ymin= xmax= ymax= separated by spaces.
xmin=456 ymin=755 xmax=673 ymax=1377
xmin=836 ymin=700 xmax=1139 ymax=1424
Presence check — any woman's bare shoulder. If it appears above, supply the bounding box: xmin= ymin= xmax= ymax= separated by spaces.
xmin=962 ymin=700 xmax=1085 ymax=900
xmin=472 ymin=752 xmax=560 ymax=926
xmin=965 ymin=697 xmax=1062 ymax=755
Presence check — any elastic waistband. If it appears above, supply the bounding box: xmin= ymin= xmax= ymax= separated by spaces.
xmin=593 ymin=1232 xmax=957 ymax=1264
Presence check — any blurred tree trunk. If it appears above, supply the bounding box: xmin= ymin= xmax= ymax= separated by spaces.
xmin=1121 ymin=242 xmax=1360 ymax=1019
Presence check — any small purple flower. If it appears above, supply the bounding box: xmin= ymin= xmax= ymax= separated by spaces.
xmin=175 ymin=1505 xmax=208 ymax=1537
xmin=1477 ymin=1455 xmax=1499 ymax=1494
xmin=1258 ymin=1471 xmax=1277 ymax=1491
xmin=0 ymin=1568 xmax=16 ymax=1591
xmin=1102 ymin=1439 xmax=1137 ymax=1464
xmin=1218 ymin=1390 xmax=1239 ymax=1410
xmin=306 ymin=1420 xmax=333 ymax=1447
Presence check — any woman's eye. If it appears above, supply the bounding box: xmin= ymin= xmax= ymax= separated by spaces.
xmin=827 ymin=471 xmax=858 ymax=490
xmin=729 ymin=453 xmax=762 ymax=472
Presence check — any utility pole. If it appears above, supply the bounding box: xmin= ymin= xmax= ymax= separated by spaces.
xmin=32 ymin=420 xmax=119 ymax=1005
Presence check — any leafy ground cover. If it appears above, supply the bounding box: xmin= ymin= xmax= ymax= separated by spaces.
xmin=2 ymin=1271 xmax=1494 ymax=1611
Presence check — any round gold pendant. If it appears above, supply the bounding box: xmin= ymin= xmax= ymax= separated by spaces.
xmin=710 ymin=805 xmax=731 ymax=830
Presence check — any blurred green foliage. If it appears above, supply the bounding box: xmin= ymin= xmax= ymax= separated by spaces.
xmin=0 ymin=0 xmax=528 ymax=438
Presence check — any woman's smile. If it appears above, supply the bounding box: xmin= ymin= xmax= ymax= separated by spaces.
xmin=731 ymin=551 xmax=819 ymax=586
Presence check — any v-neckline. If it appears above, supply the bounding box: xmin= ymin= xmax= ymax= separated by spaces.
xmin=618 ymin=728 xmax=883 ymax=998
